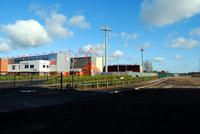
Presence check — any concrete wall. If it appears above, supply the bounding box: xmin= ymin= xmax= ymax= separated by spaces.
xmin=56 ymin=53 xmax=70 ymax=73
xmin=92 ymin=56 xmax=103 ymax=73
xmin=127 ymin=72 xmax=158 ymax=77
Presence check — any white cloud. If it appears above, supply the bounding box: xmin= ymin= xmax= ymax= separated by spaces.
xmin=121 ymin=32 xmax=139 ymax=40
xmin=112 ymin=50 xmax=124 ymax=58
xmin=126 ymin=57 xmax=135 ymax=63
xmin=0 ymin=38 xmax=11 ymax=52
xmin=174 ymin=54 xmax=184 ymax=61
xmin=153 ymin=56 xmax=165 ymax=64
xmin=45 ymin=13 xmax=74 ymax=38
xmin=29 ymin=3 xmax=48 ymax=18
xmin=141 ymin=0 xmax=200 ymax=27
xmin=69 ymin=15 xmax=91 ymax=29
xmin=109 ymin=32 xmax=119 ymax=38
xmin=83 ymin=44 xmax=105 ymax=56
xmin=2 ymin=19 xmax=52 ymax=48
xmin=29 ymin=3 xmax=60 ymax=18
xmin=190 ymin=27 xmax=200 ymax=37
xmin=140 ymin=42 xmax=151 ymax=49
xmin=124 ymin=43 xmax=129 ymax=48
xmin=170 ymin=37 xmax=199 ymax=49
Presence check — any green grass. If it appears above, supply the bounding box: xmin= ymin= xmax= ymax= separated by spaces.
xmin=0 ymin=74 xmax=48 ymax=81
xmin=45 ymin=74 xmax=158 ymax=85
xmin=0 ymin=74 xmax=158 ymax=89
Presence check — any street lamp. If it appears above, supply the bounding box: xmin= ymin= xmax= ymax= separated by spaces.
xmin=140 ymin=47 xmax=144 ymax=72
xmin=101 ymin=26 xmax=112 ymax=73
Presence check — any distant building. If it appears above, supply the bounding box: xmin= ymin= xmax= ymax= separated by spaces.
xmin=8 ymin=60 xmax=50 ymax=74
xmin=106 ymin=65 xmax=142 ymax=73
xmin=7 ymin=52 xmax=71 ymax=75
xmin=0 ymin=58 xmax=8 ymax=75
xmin=0 ymin=51 xmax=103 ymax=76
xmin=70 ymin=56 xmax=103 ymax=76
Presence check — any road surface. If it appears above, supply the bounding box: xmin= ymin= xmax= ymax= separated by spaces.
xmin=0 ymin=76 xmax=200 ymax=134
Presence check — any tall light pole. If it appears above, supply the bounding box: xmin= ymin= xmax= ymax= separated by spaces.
xmin=140 ymin=47 xmax=144 ymax=72
xmin=101 ymin=26 xmax=112 ymax=73
xmin=199 ymin=59 xmax=200 ymax=72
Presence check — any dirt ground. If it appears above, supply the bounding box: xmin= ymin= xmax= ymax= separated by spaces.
xmin=1 ymin=76 xmax=200 ymax=134
xmin=149 ymin=76 xmax=200 ymax=88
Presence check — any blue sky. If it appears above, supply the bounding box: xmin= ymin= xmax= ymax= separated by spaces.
xmin=0 ymin=0 xmax=200 ymax=73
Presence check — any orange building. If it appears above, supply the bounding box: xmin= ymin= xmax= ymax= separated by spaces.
xmin=0 ymin=58 xmax=8 ymax=75
xmin=70 ymin=56 xmax=103 ymax=76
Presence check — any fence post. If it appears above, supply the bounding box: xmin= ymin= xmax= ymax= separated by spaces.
xmin=71 ymin=72 xmax=74 ymax=90
xmin=60 ymin=72 xmax=63 ymax=89
xmin=96 ymin=82 xmax=99 ymax=89
xmin=106 ymin=81 xmax=108 ymax=88
xmin=30 ymin=72 xmax=33 ymax=85
xmin=13 ymin=73 xmax=16 ymax=89
xmin=83 ymin=82 xmax=85 ymax=91
xmin=46 ymin=72 xmax=49 ymax=80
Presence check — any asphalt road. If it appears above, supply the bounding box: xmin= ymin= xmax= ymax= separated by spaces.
xmin=0 ymin=87 xmax=112 ymax=112
xmin=1 ymin=76 xmax=200 ymax=134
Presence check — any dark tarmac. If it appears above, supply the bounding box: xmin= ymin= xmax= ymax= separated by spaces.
xmin=1 ymin=87 xmax=200 ymax=134
xmin=1 ymin=77 xmax=200 ymax=134
xmin=0 ymin=87 xmax=108 ymax=112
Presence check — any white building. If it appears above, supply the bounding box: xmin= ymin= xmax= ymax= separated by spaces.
xmin=8 ymin=60 xmax=50 ymax=73
xmin=7 ymin=52 xmax=103 ymax=75
xmin=8 ymin=52 xmax=71 ymax=74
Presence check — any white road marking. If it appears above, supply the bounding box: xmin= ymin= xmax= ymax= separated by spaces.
xmin=135 ymin=78 xmax=169 ymax=90
xmin=21 ymin=102 xmax=40 ymax=108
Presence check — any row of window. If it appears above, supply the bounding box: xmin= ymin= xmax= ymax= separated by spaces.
xmin=12 ymin=65 xmax=49 ymax=70
xmin=24 ymin=65 xmax=49 ymax=69
xmin=9 ymin=53 xmax=57 ymax=64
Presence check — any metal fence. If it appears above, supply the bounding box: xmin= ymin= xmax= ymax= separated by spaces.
xmin=0 ymin=72 xmax=158 ymax=90
xmin=0 ymin=73 xmax=49 ymax=89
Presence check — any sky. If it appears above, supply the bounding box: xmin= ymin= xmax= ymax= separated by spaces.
xmin=0 ymin=0 xmax=200 ymax=73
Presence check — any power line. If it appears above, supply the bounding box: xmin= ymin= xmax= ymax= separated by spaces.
xmin=101 ymin=26 xmax=112 ymax=73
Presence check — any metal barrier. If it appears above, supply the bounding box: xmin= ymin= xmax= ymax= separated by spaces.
xmin=0 ymin=72 xmax=158 ymax=90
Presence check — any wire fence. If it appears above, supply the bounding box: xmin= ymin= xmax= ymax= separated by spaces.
xmin=0 ymin=73 xmax=48 ymax=89
xmin=0 ymin=72 xmax=158 ymax=90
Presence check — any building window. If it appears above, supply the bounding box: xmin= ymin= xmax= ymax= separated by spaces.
xmin=30 ymin=65 xmax=34 ymax=68
xmin=46 ymin=65 xmax=49 ymax=68
xmin=43 ymin=65 xmax=45 ymax=68
xmin=25 ymin=65 xmax=29 ymax=69
xmin=12 ymin=65 xmax=15 ymax=70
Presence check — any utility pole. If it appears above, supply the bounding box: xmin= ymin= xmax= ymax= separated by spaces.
xmin=101 ymin=26 xmax=112 ymax=73
xmin=199 ymin=59 xmax=200 ymax=72
xmin=140 ymin=47 xmax=144 ymax=72
xmin=117 ymin=57 xmax=120 ymax=73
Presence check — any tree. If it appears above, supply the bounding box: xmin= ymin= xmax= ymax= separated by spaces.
xmin=143 ymin=60 xmax=153 ymax=72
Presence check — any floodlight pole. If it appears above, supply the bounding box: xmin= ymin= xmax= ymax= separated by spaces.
xmin=101 ymin=26 xmax=112 ymax=73
xmin=199 ymin=59 xmax=200 ymax=72
xmin=140 ymin=47 xmax=144 ymax=72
